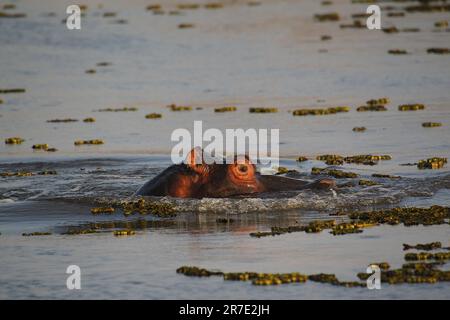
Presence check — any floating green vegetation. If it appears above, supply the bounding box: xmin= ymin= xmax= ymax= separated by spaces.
xmin=422 ymin=122 xmax=442 ymax=127
xmin=119 ymin=198 xmax=176 ymax=217
xmin=352 ymin=127 xmax=366 ymax=132
xmin=427 ymin=48 xmax=450 ymax=54
xmin=31 ymin=144 xmax=58 ymax=152
xmin=97 ymin=107 xmax=138 ymax=112
xmin=316 ymin=154 xmax=343 ymax=163
xmin=388 ymin=49 xmax=408 ymax=55
xmin=404 ymin=252 xmax=450 ymax=261
xmin=22 ymin=232 xmax=52 ymax=236
xmin=83 ymin=117 xmax=96 ymax=122
xmin=74 ymin=139 xmax=104 ymax=145
xmin=204 ymin=3 xmax=224 ymax=9
xmin=358 ymin=263 xmax=450 ymax=284
xmin=96 ymin=62 xmax=112 ymax=67
xmin=387 ymin=12 xmax=405 ymax=17
xmin=248 ymin=220 xmax=370 ymax=238
xmin=91 ymin=207 xmax=115 ymax=214
xmin=178 ymin=23 xmax=195 ymax=29
xmin=37 ymin=170 xmax=57 ymax=175
xmin=344 ymin=154 xmax=391 ymax=165
xmin=103 ymin=12 xmax=117 ymax=17
xmin=348 ymin=206 xmax=450 ymax=226
xmin=356 ymin=105 xmax=387 ymax=112
xmin=292 ymin=106 xmax=349 ymax=116
xmin=177 ymin=266 xmax=361 ymax=287
xmin=311 ymin=167 xmax=358 ymax=178
xmin=176 ymin=266 xmax=223 ymax=277
xmin=0 ymin=88 xmax=25 ymax=93
xmin=145 ymin=113 xmax=162 ymax=119
xmin=146 ymin=5 xmax=162 ymax=11
xmin=0 ymin=11 xmax=26 ymax=18
xmin=367 ymin=98 xmax=390 ymax=105
xmin=369 ymin=262 xmax=390 ymax=271
xmin=398 ymin=104 xmax=425 ymax=111
xmin=62 ymin=229 xmax=99 ymax=235
xmin=435 ymin=21 xmax=448 ymax=28
xmin=417 ymin=157 xmax=447 ymax=169
xmin=214 ymin=106 xmax=237 ymax=112
xmin=113 ymin=230 xmax=136 ymax=236
xmin=403 ymin=242 xmax=445 ymax=251
xmin=340 ymin=20 xmax=365 ymax=29
xmin=4 ymin=137 xmax=25 ymax=144
xmin=372 ymin=173 xmax=401 ymax=179
xmin=275 ymin=167 xmax=298 ymax=175
xmin=32 ymin=144 xmax=49 ymax=150
xmin=46 ymin=119 xmax=78 ymax=123
xmin=1 ymin=171 xmax=33 ymax=177
xmin=177 ymin=4 xmax=200 ymax=10
xmin=249 ymin=107 xmax=278 ymax=113
xmin=1 ymin=170 xmax=56 ymax=177
xmin=321 ymin=35 xmax=332 ymax=41
xmin=314 ymin=12 xmax=340 ymax=22
xmin=2 ymin=4 xmax=16 ymax=10
xmin=168 ymin=104 xmax=192 ymax=111
xmin=85 ymin=69 xmax=96 ymax=74
xmin=382 ymin=26 xmax=399 ymax=34
xmin=331 ymin=222 xmax=376 ymax=235
xmin=358 ymin=179 xmax=379 ymax=186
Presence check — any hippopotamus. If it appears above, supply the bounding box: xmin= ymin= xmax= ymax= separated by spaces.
xmin=135 ymin=148 xmax=335 ymax=198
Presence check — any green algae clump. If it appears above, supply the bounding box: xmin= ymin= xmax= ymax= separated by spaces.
xmin=417 ymin=157 xmax=447 ymax=169
xmin=5 ymin=137 xmax=25 ymax=144
xmin=91 ymin=207 xmax=115 ymax=214
xmin=145 ymin=113 xmax=162 ymax=119
xmin=74 ymin=139 xmax=104 ymax=145
xmin=348 ymin=205 xmax=450 ymax=226
xmin=249 ymin=107 xmax=278 ymax=113
xmin=214 ymin=106 xmax=237 ymax=112
xmin=311 ymin=167 xmax=358 ymax=178
xmin=403 ymin=242 xmax=443 ymax=251
xmin=113 ymin=230 xmax=136 ymax=236
xmin=422 ymin=122 xmax=442 ymax=128
xmin=398 ymin=104 xmax=425 ymax=111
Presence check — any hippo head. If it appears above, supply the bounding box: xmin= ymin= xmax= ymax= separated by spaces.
xmin=135 ymin=148 xmax=335 ymax=198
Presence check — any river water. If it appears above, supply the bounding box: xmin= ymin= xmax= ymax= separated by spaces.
xmin=0 ymin=0 xmax=449 ymax=299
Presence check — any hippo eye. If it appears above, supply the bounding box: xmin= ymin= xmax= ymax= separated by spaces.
xmin=238 ymin=164 xmax=248 ymax=173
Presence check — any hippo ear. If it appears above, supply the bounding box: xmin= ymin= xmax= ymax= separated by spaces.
xmin=184 ymin=147 xmax=207 ymax=174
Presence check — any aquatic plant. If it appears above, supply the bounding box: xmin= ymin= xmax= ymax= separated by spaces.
xmin=348 ymin=205 xmax=450 ymax=226
xmin=91 ymin=207 xmax=115 ymax=214
xmin=417 ymin=157 xmax=447 ymax=169
xmin=46 ymin=119 xmax=78 ymax=123
xmin=22 ymin=232 xmax=52 ymax=236
xmin=314 ymin=13 xmax=340 ymax=22
xmin=4 ymin=137 xmax=25 ymax=144
xmin=168 ymin=104 xmax=192 ymax=111
xmin=249 ymin=107 xmax=278 ymax=113
xmin=398 ymin=104 xmax=425 ymax=111
xmin=214 ymin=106 xmax=237 ymax=112
xmin=356 ymin=105 xmax=387 ymax=112
xmin=311 ymin=167 xmax=358 ymax=178
xmin=113 ymin=230 xmax=136 ymax=236
xmin=422 ymin=122 xmax=442 ymax=127
xmin=403 ymin=242 xmax=443 ymax=251
xmin=145 ymin=113 xmax=162 ymax=119
xmin=74 ymin=139 xmax=104 ymax=145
